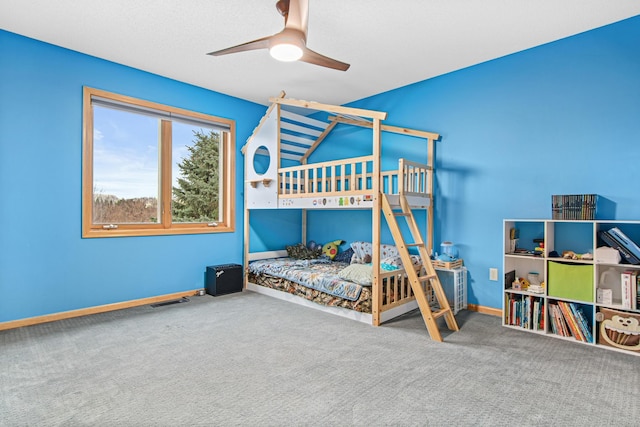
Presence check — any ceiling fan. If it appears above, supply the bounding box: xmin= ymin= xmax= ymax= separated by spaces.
xmin=207 ymin=0 xmax=350 ymax=71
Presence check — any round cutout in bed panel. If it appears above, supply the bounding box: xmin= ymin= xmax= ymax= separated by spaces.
xmin=253 ymin=145 xmax=270 ymax=175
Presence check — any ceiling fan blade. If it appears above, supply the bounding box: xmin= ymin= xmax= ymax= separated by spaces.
xmin=300 ymin=46 xmax=350 ymax=71
xmin=284 ymin=0 xmax=309 ymax=37
xmin=207 ymin=35 xmax=272 ymax=56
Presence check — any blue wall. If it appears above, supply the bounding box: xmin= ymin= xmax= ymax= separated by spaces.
xmin=0 ymin=30 xmax=266 ymax=322
xmin=322 ymin=15 xmax=640 ymax=308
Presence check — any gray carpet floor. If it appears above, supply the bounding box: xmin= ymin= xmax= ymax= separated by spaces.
xmin=1 ymin=291 xmax=638 ymax=426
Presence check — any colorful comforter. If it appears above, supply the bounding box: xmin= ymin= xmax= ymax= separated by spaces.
xmin=248 ymin=258 xmax=364 ymax=301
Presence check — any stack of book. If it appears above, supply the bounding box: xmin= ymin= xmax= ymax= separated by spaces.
xmin=505 ymin=294 xmax=544 ymax=331
xmin=548 ymin=301 xmax=593 ymax=343
xmin=551 ymin=194 xmax=597 ymax=220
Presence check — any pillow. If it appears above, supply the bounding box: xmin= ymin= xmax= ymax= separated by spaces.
xmin=350 ymin=241 xmax=372 ymax=264
xmin=381 ymin=255 xmax=421 ymax=268
xmin=350 ymin=241 xmax=401 ymax=264
xmin=381 ymin=256 xmax=403 ymax=269
xmin=286 ymin=243 xmax=322 ymax=260
xmin=333 ymin=247 xmax=354 ymax=263
xmin=338 ymin=264 xmax=373 ymax=286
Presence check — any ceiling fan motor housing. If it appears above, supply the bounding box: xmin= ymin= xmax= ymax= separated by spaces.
xmin=276 ymin=0 xmax=290 ymax=17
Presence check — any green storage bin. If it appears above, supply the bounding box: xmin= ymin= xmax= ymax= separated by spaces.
xmin=547 ymin=261 xmax=594 ymax=302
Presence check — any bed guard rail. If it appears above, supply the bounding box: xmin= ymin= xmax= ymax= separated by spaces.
xmin=278 ymin=156 xmax=432 ymax=198
xmin=278 ymin=155 xmax=374 ymax=197
xmin=397 ymin=159 xmax=432 ymax=197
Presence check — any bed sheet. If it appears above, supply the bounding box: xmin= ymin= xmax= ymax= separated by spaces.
xmin=248 ymin=258 xmax=364 ymax=301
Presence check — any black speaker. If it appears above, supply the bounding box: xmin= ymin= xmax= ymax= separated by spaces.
xmin=205 ymin=264 xmax=243 ymax=296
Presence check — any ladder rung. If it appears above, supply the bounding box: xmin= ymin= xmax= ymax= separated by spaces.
xmin=432 ymin=308 xmax=452 ymax=319
xmin=418 ymin=275 xmax=437 ymax=282
xmin=393 ymin=212 xmax=410 ymax=217
xmin=406 ymin=243 xmax=424 ymax=247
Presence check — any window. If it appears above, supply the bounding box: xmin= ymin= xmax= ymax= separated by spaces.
xmin=82 ymin=87 xmax=235 ymax=237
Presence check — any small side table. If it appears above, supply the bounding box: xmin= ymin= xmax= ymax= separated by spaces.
xmin=434 ymin=266 xmax=468 ymax=314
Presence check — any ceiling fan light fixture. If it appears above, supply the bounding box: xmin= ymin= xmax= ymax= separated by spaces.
xmin=269 ymin=42 xmax=303 ymax=62
xmin=207 ymin=0 xmax=350 ymax=71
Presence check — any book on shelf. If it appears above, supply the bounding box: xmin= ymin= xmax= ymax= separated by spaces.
xmin=550 ymin=304 xmax=570 ymax=337
xmin=558 ymin=301 xmax=585 ymax=342
xmin=506 ymin=294 xmax=517 ymax=326
xmin=570 ymin=303 xmax=593 ymax=343
xmin=548 ymin=305 xmax=558 ymax=335
xmin=632 ymin=270 xmax=638 ymax=310
xmin=637 ymin=274 xmax=640 ymax=310
xmin=551 ymin=194 xmax=597 ymax=220
xmin=557 ymin=304 xmax=570 ymax=337
xmin=553 ymin=303 xmax=567 ymax=336
xmin=620 ymin=271 xmax=637 ymax=310
xmin=547 ymin=300 xmax=593 ymax=343
xmin=557 ymin=301 xmax=576 ymax=340
xmin=506 ymin=294 xmax=543 ymax=330
xmin=561 ymin=310 xmax=569 ymax=335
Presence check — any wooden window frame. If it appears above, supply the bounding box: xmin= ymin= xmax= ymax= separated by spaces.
xmin=82 ymin=87 xmax=235 ymax=238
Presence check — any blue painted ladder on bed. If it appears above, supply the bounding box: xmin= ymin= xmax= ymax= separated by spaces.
xmin=381 ymin=194 xmax=459 ymax=342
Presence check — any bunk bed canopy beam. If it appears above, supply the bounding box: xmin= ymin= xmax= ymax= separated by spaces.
xmin=268 ymin=96 xmax=388 ymax=120
xmin=329 ymin=116 xmax=440 ymax=141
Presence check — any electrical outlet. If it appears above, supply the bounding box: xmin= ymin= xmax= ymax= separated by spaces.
xmin=489 ymin=268 xmax=498 ymax=281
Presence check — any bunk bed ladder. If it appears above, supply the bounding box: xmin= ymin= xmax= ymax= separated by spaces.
xmin=381 ymin=194 xmax=459 ymax=341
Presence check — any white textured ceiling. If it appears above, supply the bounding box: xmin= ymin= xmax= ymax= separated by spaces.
xmin=1 ymin=1 xmax=639 ymax=106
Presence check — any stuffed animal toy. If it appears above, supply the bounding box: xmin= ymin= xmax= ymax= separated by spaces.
xmin=322 ymin=240 xmax=344 ymax=260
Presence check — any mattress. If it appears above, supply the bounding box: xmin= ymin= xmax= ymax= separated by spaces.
xmin=248 ymin=258 xmax=372 ymax=312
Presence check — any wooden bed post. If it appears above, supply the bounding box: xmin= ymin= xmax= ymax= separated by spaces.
xmin=427 ymin=137 xmax=434 ymax=255
xmin=372 ymin=117 xmax=382 ymax=326
xmin=244 ymin=209 xmax=250 ymax=289
xmin=243 ymin=162 xmax=250 ymax=290
xmin=276 ymin=103 xmax=282 ymax=187
xmin=301 ymin=158 xmax=308 ymax=245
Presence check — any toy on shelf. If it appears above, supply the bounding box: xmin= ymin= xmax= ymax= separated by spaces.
xmin=509 ymin=228 xmax=519 ymax=253
xmin=561 ymin=250 xmax=593 ymax=260
xmin=511 ymin=273 xmax=545 ymax=294
xmin=533 ymin=238 xmax=544 ymax=256
xmin=512 ymin=277 xmax=529 ymax=291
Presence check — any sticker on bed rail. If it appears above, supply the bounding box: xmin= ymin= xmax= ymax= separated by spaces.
xmin=279 ymin=196 xmax=374 ymax=209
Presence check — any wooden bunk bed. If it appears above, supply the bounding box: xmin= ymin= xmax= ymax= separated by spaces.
xmin=243 ymin=93 xmax=458 ymax=341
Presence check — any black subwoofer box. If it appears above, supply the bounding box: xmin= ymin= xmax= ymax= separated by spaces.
xmin=205 ymin=264 xmax=243 ymax=296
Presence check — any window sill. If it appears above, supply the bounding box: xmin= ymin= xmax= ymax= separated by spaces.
xmin=82 ymin=225 xmax=234 ymax=238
